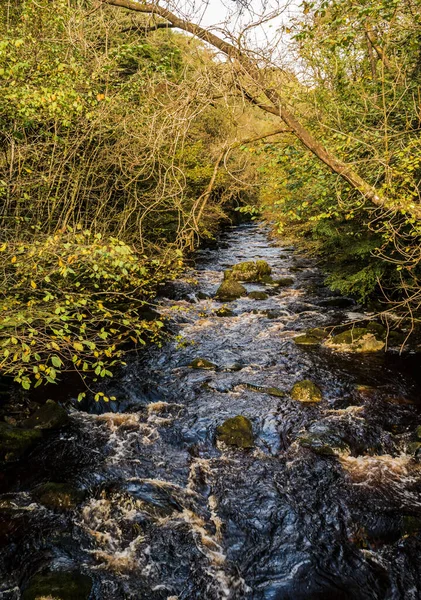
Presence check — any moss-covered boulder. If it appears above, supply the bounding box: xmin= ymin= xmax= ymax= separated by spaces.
xmin=22 ymin=571 xmax=92 ymax=600
xmin=416 ymin=425 xmax=421 ymax=441
xmin=291 ymin=380 xmax=322 ymax=403
xmin=34 ymin=483 xmax=85 ymax=511
xmin=224 ymin=260 xmax=272 ymax=283
xmin=325 ymin=327 xmax=385 ymax=353
xmin=294 ymin=328 xmax=328 ymax=346
xmin=216 ymin=415 xmax=254 ymax=448
xmin=189 ymin=358 xmax=217 ymax=370
xmin=23 ymin=400 xmax=69 ymax=430
xmin=215 ymin=279 xmax=247 ymax=302
xmin=0 ymin=422 xmax=42 ymax=462
xmin=248 ymin=291 xmax=269 ymax=300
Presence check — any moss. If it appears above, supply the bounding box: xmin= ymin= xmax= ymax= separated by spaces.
xmin=325 ymin=327 xmax=385 ymax=353
xmin=224 ymin=260 xmax=272 ymax=283
xmin=291 ymin=380 xmax=322 ymax=403
xmin=0 ymin=422 xmax=42 ymax=462
xmin=294 ymin=334 xmax=321 ymax=346
xmin=22 ymin=572 xmax=92 ymax=600
xmin=189 ymin=358 xmax=217 ymax=370
xmin=416 ymin=426 xmax=421 ymax=440
xmin=242 ymin=383 xmax=285 ymax=397
xmin=215 ymin=279 xmax=247 ymax=302
xmin=216 ymin=415 xmax=254 ymax=448
xmin=248 ymin=291 xmax=268 ymax=300
xmin=34 ymin=483 xmax=85 ymax=510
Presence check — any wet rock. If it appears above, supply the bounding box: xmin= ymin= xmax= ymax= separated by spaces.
xmin=262 ymin=309 xmax=283 ymax=319
xmin=222 ymin=362 xmax=244 ymax=372
xmin=0 ymin=422 xmax=42 ymax=462
xmin=275 ymin=277 xmax=295 ymax=287
xmin=215 ymin=279 xmax=247 ymax=302
xmin=241 ymin=383 xmax=285 ymax=397
xmin=34 ymin=482 xmax=85 ymax=510
xmin=416 ymin=426 xmax=421 ymax=440
xmin=215 ymin=306 xmax=234 ymax=317
xmin=325 ymin=327 xmax=385 ymax=353
xmin=22 ymin=571 xmax=92 ymax=600
xmin=216 ymin=415 xmax=254 ymax=448
xmin=294 ymin=327 xmax=328 ymax=346
xmin=298 ymin=422 xmax=350 ymax=456
xmin=407 ymin=441 xmax=421 ymax=455
xmin=22 ymin=400 xmax=69 ymax=430
xmin=197 ymin=291 xmax=210 ymax=300
xmin=189 ymin=358 xmax=217 ymax=370
xmin=291 ymin=380 xmax=322 ymax=403
xmin=248 ymin=291 xmax=269 ymax=300
xmin=318 ymin=296 xmax=355 ymax=308
xmin=224 ymin=260 xmax=271 ymax=283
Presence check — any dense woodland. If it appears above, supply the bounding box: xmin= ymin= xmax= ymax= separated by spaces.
xmin=1 ymin=0 xmax=421 ymax=393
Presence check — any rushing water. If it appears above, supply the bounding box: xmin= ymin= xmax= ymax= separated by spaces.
xmin=1 ymin=224 xmax=421 ymax=599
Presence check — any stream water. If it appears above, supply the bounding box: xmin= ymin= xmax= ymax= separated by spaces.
xmin=1 ymin=224 xmax=421 ymax=599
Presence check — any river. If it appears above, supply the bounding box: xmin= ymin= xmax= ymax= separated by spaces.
xmin=1 ymin=224 xmax=421 ymax=599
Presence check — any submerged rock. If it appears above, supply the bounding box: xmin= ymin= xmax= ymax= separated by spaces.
xmin=22 ymin=400 xmax=69 ymax=430
xmin=34 ymin=482 xmax=85 ymax=510
xmin=291 ymin=380 xmax=322 ymax=403
xmin=248 ymin=291 xmax=269 ymax=300
xmin=325 ymin=327 xmax=385 ymax=353
xmin=215 ymin=279 xmax=247 ymax=302
xmin=216 ymin=415 xmax=254 ymax=448
xmin=224 ymin=260 xmax=271 ymax=283
xmin=0 ymin=422 xmax=42 ymax=462
xmin=22 ymin=571 xmax=92 ymax=600
xmin=189 ymin=358 xmax=218 ymax=370
xmin=241 ymin=383 xmax=285 ymax=397
xmin=275 ymin=277 xmax=295 ymax=287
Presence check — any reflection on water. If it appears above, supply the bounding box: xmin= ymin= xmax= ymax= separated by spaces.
xmin=1 ymin=224 xmax=421 ymax=599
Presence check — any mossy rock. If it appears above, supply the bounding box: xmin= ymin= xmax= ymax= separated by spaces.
xmin=197 ymin=291 xmax=210 ymax=300
xmin=298 ymin=433 xmax=349 ymax=456
xmin=291 ymin=380 xmax=322 ymax=403
xmin=216 ymin=415 xmax=254 ymax=448
xmin=366 ymin=322 xmax=386 ymax=338
xmin=241 ymin=382 xmax=285 ymax=397
xmin=22 ymin=571 xmax=92 ymax=600
xmin=215 ymin=279 xmax=247 ymax=302
xmin=275 ymin=277 xmax=295 ymax=287
xmin=416 ymin=426 xmax=421 ymax=441
xmin=325 ymin=328 xmax=385 ymax=353
xmin=189 ymin=358 xmax=217 ymax=370
xmin=294 ymin=328 xmax=328 ymax=346
xmin=34 ymin=482 xmax=85 ymax=511
xmin=0 ymin=422 xmax=42 ymax=462
xmin=224 ymin=260 xmax=271 ymax=283
xmin=215 ymin=307 xmax=234 ymax=317
xmin=22 ymin=400 xmax=69 ymax=430
xmin=248 ymin=291 xmax=268 ymax=300
xmin=407 ymin=441 xmax=421 ymax=455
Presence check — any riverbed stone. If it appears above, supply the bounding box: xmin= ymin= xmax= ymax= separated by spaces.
xmin=241 ymin=383 xmax=285 ymax=397
xmin=0 ymin=422 xmax=42 ymax=462
xmin=34 ymin=482 xmax=85 ymax=511
xmin=216 ymin=415 xmax=254 ymax=448
xmin=22 ymin=571 xmax=92 ymax=600
xmin=325 ymin=327 xmax=385 ymax=353
xmin=22 ymin=400 xmax=69 ymax=430
xmin=248 ymin=291 xmax=269 ymax=300
xmin=274 ymin=277 xmax=295 ymax=287
xmin=189 ymin=358 xmax=217 ymax=370
xmin=224 ymin=260 xmax=272 ymax=283
xmin=215 ymin=279 xmax=247 ymax=301
xmin=215 ymin=306 xmax=234 ymax=317
xmin=291 ymin=380 xmax=322 ymax=403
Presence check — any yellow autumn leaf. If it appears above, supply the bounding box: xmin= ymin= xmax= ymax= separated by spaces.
xmin=0 ymin=243 xmax=6 ymax=252
xmin=30 ymin=281 xmax=37 ymax=289
xmin=73 ymin=342 xmax=84 ymax=351
xmin=11 ymin=256 xmax=17 ymax=264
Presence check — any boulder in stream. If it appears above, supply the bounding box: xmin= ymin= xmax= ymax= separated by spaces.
xmin=224 ymin=260 xmax=271 ymax=283
xmin=248 ymin=291 xmax=269 ymax=300
xmin=215 ymin=278 xmax=247 ymax=302
xmin=325 ymin=327 xmax=385 ymax=353
xmin=291 ymin=380 xmax=322 ymax=403
xmin=22 ymin=571 xmax=92 ymax=600
xmin=274 ymin=277 xmax=295 ymax=287
xmin=216 ymin=415 xmax=254 ymax=448
xmin=215 ymin=306 xmax=234 ymax=317
xmin=294 ymin=328 xmax=328 ymax=346
xmin=22 ymin=399 xmax=69 ymax=430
